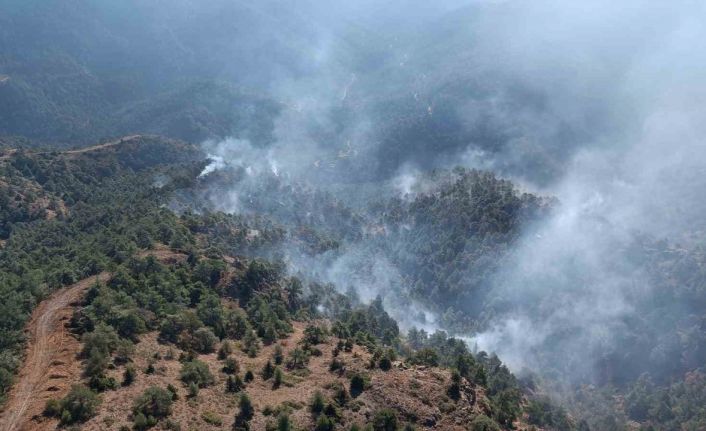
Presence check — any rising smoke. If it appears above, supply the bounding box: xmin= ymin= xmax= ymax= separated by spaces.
xmin=195 ymin=0 xmax=706 ymax=385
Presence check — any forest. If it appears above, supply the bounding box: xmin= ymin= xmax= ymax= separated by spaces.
xmin=1 ymin=1 xmax=705 ymax=430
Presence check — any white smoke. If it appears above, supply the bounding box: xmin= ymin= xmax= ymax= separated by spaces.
xmin=468 ymin=0 xmax=706 ymax=380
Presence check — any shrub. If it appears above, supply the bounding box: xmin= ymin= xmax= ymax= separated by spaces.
xmin=273 ymin=367 xmax=283 ymax=389
xmin=188 ymin=382 xmax=199 ymax=398
xmin=350 ymin=373 xmax=368 ymax=398
xmin=243 ymin=329 xmax=260 ymax=357
xmin=114 ymin=339 xmax=135 ymax=364
xmin=51 ymin=385 xmax=100 ymax=424
xmin=44 ymin=399 xmax=61 ymax=417
xmin=238 ymin=393 xmax=255 ymax=421
xmin=262 ymin=360 xmax=275 ymax=380
xmin=123 ymin=365 xmax=137 ymax=386
xmin=180 ymin=359 xmax=214 ymax=387
xmin=470 ymin=415 xmax=501 ymax=431
xmin=133 ymin=412 xmax=149 ymax=431
xmin=201 ymin=411 xmax=223 ymax=426
xmin=448 ymin=370 xmax=461 ymax=400
xmin=314 ymin=415 xmax=335 ymax=431
xmin=334 ymin=383 xmax=349 ymax=406
xmin=287 ymin=347 xmax=309 ymax=369
xmin=409 ymin=348 xmax=439 ymax=367
xmin=372 ymin=409 xmax=398 ymax=431
xmin=227 ymin=374 xmax=244 ymax=393
xmin=167 ymin=383 xmax=179 ymax=400
xmin=133 ymin=386 xmax=173 ymax=419
xmin=329 ymin=357 xmax=344 ymax=372
xmin=223 ymin=357 xmax=239 ymax=375
xmin=84 ymin=347 xmax=109 ymax=379
xmin=218 ymin=341 xmax=233 ymax=359
xmin=81 ymin=324 xmax=119 ymax=357
xmin=145 ymin=361 xmax=155 ymax=374
xmin=88 ymin=373 xmax=118 ymax=392
xmin=277 ymin=413 xmax=292 ymax=431
xmin=163 ymin=419 xmax=182 ymax=431
xmin=244 ymin=370 xmax=254 ymax=382
xmin=303 ymin=325 xmax=328 ymax=345
xmin=273 ymin=345 xmax=284 ymax=365
xmin=323 ymin=403 xmax=340 ymax=420
xmin=310 ymin=391 xmax=325 ymax=416
xmin=190 ymin=327 xmax=218 ymax=353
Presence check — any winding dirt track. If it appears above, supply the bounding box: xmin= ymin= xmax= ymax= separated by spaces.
xmin=0 ymin=273 xmax=110 ymax=431
xmin=63 ymin=134 xmax=142 ymax=154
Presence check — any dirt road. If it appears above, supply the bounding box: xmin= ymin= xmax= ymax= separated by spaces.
xmin=0 ymin=272 xmax=110 ymax=431
xmin=63 ymin=134 xmax=142 ymax=154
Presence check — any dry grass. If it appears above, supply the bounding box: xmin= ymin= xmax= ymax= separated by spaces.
xmin=77 ymin=322 xmax=489 ymax=431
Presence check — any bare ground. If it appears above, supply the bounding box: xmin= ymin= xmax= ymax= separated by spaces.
xmin=0 ymin=273 xmax=110 ymax=431
xmin=0 ymin=246 xmax=498 ymax=431
xmin=79 ymin=321 xmax=486 ymax=431
xmin=0 ymin=248 xmax=186 ymax=431
xmin=62 ymin=135 xmax=142 ymax=155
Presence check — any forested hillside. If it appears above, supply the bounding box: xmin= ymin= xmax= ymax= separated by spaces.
xmin=1 ymin=1 xmax=705 ymax=430
xmin=0 ymin=139 xmax=562 ymax=431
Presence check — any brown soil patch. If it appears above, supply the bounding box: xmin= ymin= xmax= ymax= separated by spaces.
xmin=0 ymin=247 xmax=488 ymax=431
xmin=80 ymin=322 xmax=484 ymax=431
xmin=0 ymin=248 xmax=187 ymax=431
xmin=0 ymin=273 xmax=110 ymax=431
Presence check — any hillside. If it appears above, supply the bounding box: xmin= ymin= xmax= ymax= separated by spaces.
xmin=1 ymin=2 xmax=705 ymax=430
xmin=0 ymin=139 xmax=557 ymax=431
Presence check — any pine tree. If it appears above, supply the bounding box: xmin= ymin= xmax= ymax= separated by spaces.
xmin=273 ymin=367 xmax=283 ymax=389
xmin=273 ymin=345 xmax=284 ymax=365
xmin=122 ymin=365 xmax=136 ymax=386
xmin=187 ymin=381 xmax=199 ymax=398
xmin=226 ymin=374 xmax=244 ymax=393
xmin=277 ymin=413 xmax=292 ymax=431
xmin=262 ymin=360 xmax=275 ymax=380
xmin=238 ymin=393 xmax=254 ymax=421
xmin=310 ymin=391 xmax=325 ymax=416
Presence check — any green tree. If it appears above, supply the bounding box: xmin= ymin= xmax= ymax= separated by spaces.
xmin=448 ymin=370 xmax=461 ymax=400
xmin=287 ymin=347 xmax=309 ymax=369
xmin=315 ymin=415 xmax=335 ymax=431
xmin=234 ymin=392 xmax=255 ymax=430
xmin=262 ymin=360 xmax=275 ymax=380
xmin=277 ymin=412 xmax=292 ymax=431
xmin=123 ymin=365 xmax=137 ymax=386
xmin=58 ymin=385 xmax=100 ymax=424
xmin=223 ymin=357 xmax=239 ymax=375
xmin=350 ymin=373 xmax=367 ymax=398
xmin=218 ymin=340 xmax=234 ymax=360
xmin=188 ymin=381 xmax=199 ymax=398
xmin=133 ymin=412 xmax=149 ymax=431
xmin=372 ymin=409 xmax=398 ymax=431
xmin=273 ymin=367 xmax=283 ymax=389
xmin=243 ymin=329 xmax=260 ymax=357
xmin=190 ymin=327 xmax=218 ymax=353
xmin=227 ymin=374 xmax=244 ymax=393
xmin=310 ymin=391 xmax=325 ymax=416
xmin=273 ymin=344 xmax=284 ymax=365
xmin=84 ymin=347 xmax=109 ymax=379
xmin=470 ymin=415 xmax=501 ymax=431
xmin=133 ymin=386 xmax=173 ymax=419
xmin=180 ymin=359 xmax=215 ymax=387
